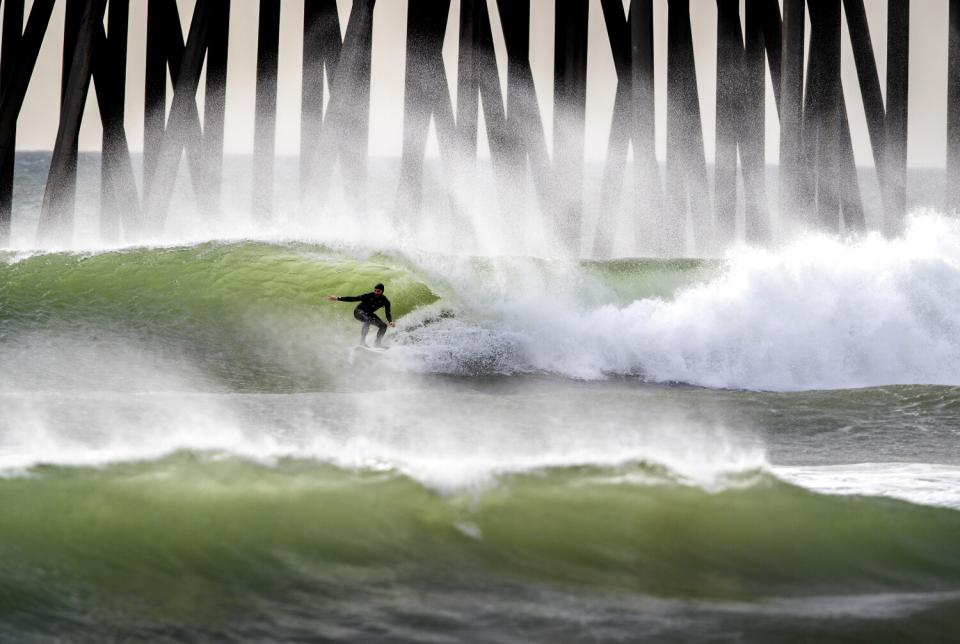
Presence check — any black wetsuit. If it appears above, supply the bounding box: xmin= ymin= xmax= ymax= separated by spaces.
xmin=337 ymin=292 xmax=392 ymax=346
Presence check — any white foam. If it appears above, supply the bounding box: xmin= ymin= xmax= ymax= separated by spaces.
xmin=399 ymin=213 xmax=960 ymax=391
xmin=0 ymin=386 xmax=766 ymax=493
xmin=776 ymin=462 xmax=960 ymax=510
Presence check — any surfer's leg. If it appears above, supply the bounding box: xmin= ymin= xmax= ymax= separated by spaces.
xmin=371 ymin=314 xmax=388 ymax=346
xmin=354 ymin=309 xmax=372 ymax=346
xmin=360 ymin=323 xmax=371 ymax=346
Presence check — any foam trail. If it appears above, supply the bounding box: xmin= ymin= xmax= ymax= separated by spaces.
xmin=776 ymin=463 xmax=960 ymax=510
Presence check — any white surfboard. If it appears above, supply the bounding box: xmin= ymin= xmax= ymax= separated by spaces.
xmin=357 ymin=345 xmax=389 ymax=353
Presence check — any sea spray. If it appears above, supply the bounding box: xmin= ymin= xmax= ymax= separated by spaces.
xmin=395 ymin=214 xmax=960 ymax=390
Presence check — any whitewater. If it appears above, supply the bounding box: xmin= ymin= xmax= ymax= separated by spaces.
xmin=3 ymin=212 xmax=960 ymax=642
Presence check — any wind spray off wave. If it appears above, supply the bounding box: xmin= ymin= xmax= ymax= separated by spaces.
xmin=399 ymin=214 xmax=960 ymax=390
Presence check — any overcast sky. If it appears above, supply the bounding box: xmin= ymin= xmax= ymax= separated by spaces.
xmin=10 ymin=0 xmax=953 ymax=167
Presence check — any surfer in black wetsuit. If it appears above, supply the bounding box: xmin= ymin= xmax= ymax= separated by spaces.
xmin=327 ymin=283 xmax=395 ymax=348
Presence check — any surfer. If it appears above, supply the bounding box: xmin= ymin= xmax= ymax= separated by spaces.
xmin=327 ymin=283 xmax=395 ymax=348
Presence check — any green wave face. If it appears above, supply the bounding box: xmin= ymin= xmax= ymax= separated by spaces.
xmin=582 ymin=257 xmax=716 ymax=303
xmin=0 ymin=242 xmax=437 ymax=323
xmin=2 ymin=455 xmax=959 ymax=631
xmin=0 ymin=243 xmax=714 ymax=391
xmin=0 ymin=243 xmax=438 ymax=391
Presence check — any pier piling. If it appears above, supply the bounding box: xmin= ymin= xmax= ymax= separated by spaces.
xmin=0 ymin=0 xmax=934 ymax=250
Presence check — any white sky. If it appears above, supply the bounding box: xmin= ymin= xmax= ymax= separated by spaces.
xmin=10 ymin=0 xmax=953 ymax=167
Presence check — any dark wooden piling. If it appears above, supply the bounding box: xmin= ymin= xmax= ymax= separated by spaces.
xmin=98 ymin=1 xmax=129 ymax=240
xmin=0 ymin=0 xmax=23 ymax=245
xmin=804 ymin=0 xmax=843 ymax=232
xmin=398 ymin=0 xmax=456 ymax=215
xmin=204 ymin=0 xmax=230 ymax=202
xmin=843 ymin=0 xmax=908 ymax=233
xmin=949 ymin=0 xmax=960 ymax=213
xmin=553 ymin=0 xmax=589 ymax=253
xmin=594 ymin=0 xmax=638 ymax=257
xmin=38 ymin=0 xmax=88 ymax=244
xmin=456 ymin=0 xmax=512 ymax=233
xmin=144 ymin=0 xmax=170 ymax=195
xmin=593 ymin=0 xmax=661 ymax=257
xmin=755 ymin=0 xmax=782 ymax=110
xmin=457 ymin=0 xmax=481 ymax=160
xmin=799 ymin=15 xmax=820 ymax=224
xmin=254 ymin=0 xmax=281 ymax=221
xmin=714 ymin=0 xmax=743 ymax=245
xmin=37 ymin=0 xmax=107 ymax=245
xmin=779 ymin=0 xmax=805 ymax=225
xmin=843 ymin=0 xmax=884 ymax=170
xmin=144 ymin=0 xmax=208 ymax=199
xmin=97 ymin=0 xmax=137 ymax=242
xmin=806 ymin=0 xmax=864 ymax=233
xmin=495 ymin=0 xmax=552 ymax=208
xmin=142 ymin=0 xmax=217 ymax=230
xmin=300 ymin=0 xmax=341 ymax=192
xmin=457 ymin=0 xmax=508 ymax=163
xmin=665 ymin=0 xmax=709 ymax=254
xmin=712 ymin=0 xmax=780 ymax=246
xmin=0 ymin=0 xmax=56 ymax=243
xmin=629 ymin=0 xmax=661 ymax=254
xmin=61 ymin=0 xmax=84 ymax=98
xmin=300 ymin=0 xmax=343 ymax=194
xmin=142 ymin=0 xmax=231 ymax=231
xmin=837 ymin=101 xmax=866 ymax=231
xmin=593 ymin=0 xmax=634 ymax=258
xmin=310 ymin=0 xmax=376 ymax=206
xmin=742 ymin=0 xmax=781 ymax=243
xmin=883 ymin=0 xmax=909 ymax=236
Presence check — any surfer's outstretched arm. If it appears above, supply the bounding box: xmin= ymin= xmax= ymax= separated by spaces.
xmin=328 ymin=295 xmax=363 ymax=302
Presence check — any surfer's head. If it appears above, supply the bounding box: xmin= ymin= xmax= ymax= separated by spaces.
xmin=374 ymin=283 xmax=384 ymax=295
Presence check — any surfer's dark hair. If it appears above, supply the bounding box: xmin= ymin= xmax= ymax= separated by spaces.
xmin=375 ymin=283 xmax=385 ymax=291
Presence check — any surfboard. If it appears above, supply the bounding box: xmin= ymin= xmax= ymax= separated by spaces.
xmin=357 ymin=345 xmax=389 ymax=353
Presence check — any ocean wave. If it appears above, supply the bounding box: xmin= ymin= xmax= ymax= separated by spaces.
xmin=3 ymin=214 xmax=960 ymax=391
xmin=2 ymin=452 xmax=959 ymax=614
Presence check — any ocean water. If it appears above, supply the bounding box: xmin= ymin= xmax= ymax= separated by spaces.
xmin=2 ymin=156 xmax=960 ymax=642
